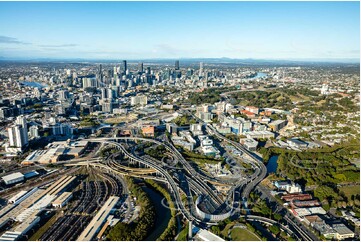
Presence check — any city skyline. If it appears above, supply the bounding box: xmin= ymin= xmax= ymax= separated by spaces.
xmin=0 ymin=1 xmax=360 ymax=61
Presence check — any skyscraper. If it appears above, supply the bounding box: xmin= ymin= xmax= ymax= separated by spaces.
xmin=58 ymin=90 xmax=69 ymax=101
xmin=102 ymin=101 xmax=113 ymax=113
xmin=100 ymin=88 xmax=107 ymax=100
xmin=175 ymin=60 xmax=180 ymax=70
xmin=138 ymin=62 xmax=143 ymax=73
xmin=16 ymin=115 xmax=27 ymax=133
xmin=199 ymin=62 xmax=204 ymax=76
xmin=123 ymin=60 xmax=127 ymax=74
xmin=29 ymin=125 xmax=40 ymax=139
xmin=98 ymin=64 xmax=103 ymax=84
xmin=8 ymin=124 xmax=28 ymax=148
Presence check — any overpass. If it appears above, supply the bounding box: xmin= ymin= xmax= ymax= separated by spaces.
xmin=83 ymin=138 xmax=199 ymax=223
xmin=206 ymin=124 xmax=267 ymax=201
xmin=93 ymin=136 xmax=227 ymax=206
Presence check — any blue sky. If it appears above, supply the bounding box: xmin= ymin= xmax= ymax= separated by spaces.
xmin=0 ymin=1 xmax=359 ymax=60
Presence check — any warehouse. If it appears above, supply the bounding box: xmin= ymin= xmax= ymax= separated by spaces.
xmin=8 ymin=191 xmax=28 ymax=204
xmin=1 ymin=172 xmax=24 ymax=185
xmin=23 ymin=171 xmax=39 ymax=179
xmin=193 ymin=228 xmax=225 ymax=241
xmin=0 ymin=231 xmax=21 ymax=241
xmin=52 ymin=192 xmax=73 ymax=208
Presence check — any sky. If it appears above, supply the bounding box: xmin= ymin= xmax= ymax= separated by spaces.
xmin=0 ymin=1 xmax=359 ymax=60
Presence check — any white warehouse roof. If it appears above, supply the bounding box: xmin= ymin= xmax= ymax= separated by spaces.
xmin=195 ymin=229 xmax=225 ymax=241
xmin=1 ymin=172 xmax=24 ymax=184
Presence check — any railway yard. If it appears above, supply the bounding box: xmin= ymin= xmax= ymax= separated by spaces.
xmin=0 ymin=125 xmax=321 ymax=241
xmin=0 ymin=166 xmax=128 ymax=241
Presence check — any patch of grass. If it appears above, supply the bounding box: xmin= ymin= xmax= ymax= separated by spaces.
xmin=176 ymin=223 xmax=188 ymax=241
xmin=339 ymin=185 xmax=360 ymax=200
xmin=221 ymin=223 xmax=234 ymax=238
xmin=231 ymin=227 xmax=261 ymax=241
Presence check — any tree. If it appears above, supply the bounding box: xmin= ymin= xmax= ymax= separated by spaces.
xmin=211 ymin=226 xmax=221 ymax=235
xmin=273 ymin=213 xmax=282 ymax=222
xmin=269 ymin=225 xmax=280 ymax=236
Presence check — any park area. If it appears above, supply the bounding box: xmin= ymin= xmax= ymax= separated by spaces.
xmin=230 ymin=227 xmax=261 ymax=241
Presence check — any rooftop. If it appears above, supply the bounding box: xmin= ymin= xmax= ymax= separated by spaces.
xmin=194 ymin=228 xmax=225 ymax=241
xmin=1 ymin=172 xmax=24 ymax=182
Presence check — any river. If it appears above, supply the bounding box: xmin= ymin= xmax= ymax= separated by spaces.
xmin=20 ymin=81 xmax=47 ymax=88
xmin=142 ymin=186 xmax=171 ymax=241
xmin=249 ymin=72 xmax=267 ymax=79
xmin=266 ymin=155 xmax=279 ymax=174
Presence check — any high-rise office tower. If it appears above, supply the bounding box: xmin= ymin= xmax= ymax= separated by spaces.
xmin=98 ymin=64 xmax=103 ymax=80
xmin=100 ymin=88 xmax=113 ymax=100
xmin=123 ymin=60 xmax=127 ymax=74
xmin=8 ymin=124 xmax=28 ymax=148
xmin=16 ymin=115 xmax=27 ymax=133
xmin=138 ymin=62 xmax=143 ymax=73
xmin=199 ymin=62 xmax=204 ymax=76
xmin=175 ymin=60 xmax=180 ymax=70
xmin=101 ymin=88 xmax=107 ymax=100
xmin=29 ymin=125 xmax=40 ymax=139
xmin=146 ymin=67 xmax=151 ymax=74
xmin=82 ymin=77 xmax=98 ymax=89
xmin=107 ymin=88 xmax=113 ymax=100
xmin=58 ymin=90 xmax=69 ymax=101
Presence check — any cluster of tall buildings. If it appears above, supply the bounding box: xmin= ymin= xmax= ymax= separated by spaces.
xmin=7 ymin=116 xmax=29 ymax=152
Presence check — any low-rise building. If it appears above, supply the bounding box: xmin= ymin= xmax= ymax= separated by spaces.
xmin=274 ymin=180 xmax=290 ymax=190
xmin=239 ymin=138 xmax=258 ymax=151
xmin=269 ymin=120 xmax=287 ymax=131
xmin=193 ymin=228 xmax=225 ymax=241
xmin=287 ymin=138 xmax=308 ymax=149
xmin=202 ymin=146 xmax=219 ymax=157
xmin=1 ymin=172 xmax=24 ymax=185
xmin=245 ymin=106 xmax=259 ymax=115
xmin=199 ymin=136 xmax=213 ymax=147
xmin=286 ymin=182 xmax=302 ymax=194
xmin=142 ymin=126 xmax=155 ymax=137
xmin=309 ymin=216 xmax=355 ymax=241
xmin=244 ymin=130 xmax=275 ymax=139
xmin=52 ymin=192 xmax=73 ymax=208
xmin=275 ymin=180 xmax=302 ymax=194
xmin=332 ymin=223 xmax=355 ymax=240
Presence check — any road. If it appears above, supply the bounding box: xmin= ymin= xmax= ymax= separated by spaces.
xmin=256 ymin=184 xmax=318 ymax=241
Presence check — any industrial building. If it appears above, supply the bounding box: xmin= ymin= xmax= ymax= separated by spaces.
xmin=1 ymin=172 xmax=24 ymax=185
xmin=0 ymin=175 xmax=76 ymax=240
xmin=21 ymin=141 xmax=88 ymax=164
xmin=52 ymin=192 xmax=73 ymax=208
xmin=281 ymin=193 xmax=312 ymax=202
xmin=8 ymin=191 xmax=28 ymax=204
xmin=193 ymin=228 xmax=225 ymax=241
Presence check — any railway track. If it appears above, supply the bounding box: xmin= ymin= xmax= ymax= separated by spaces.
xmin=40 ymin=175 xmax=111 ymax=241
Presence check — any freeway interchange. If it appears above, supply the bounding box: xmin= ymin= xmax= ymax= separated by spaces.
xmin=68 ymin=121 xmax=317 ymax=240
xmin=79 ymin=128 xmax=268 ymax=224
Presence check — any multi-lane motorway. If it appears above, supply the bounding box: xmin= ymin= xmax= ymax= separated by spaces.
xmin=83 ymin=133 xmax=264 ymax=224
xmin=75 ymin=124 xmax=318 ymax=240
